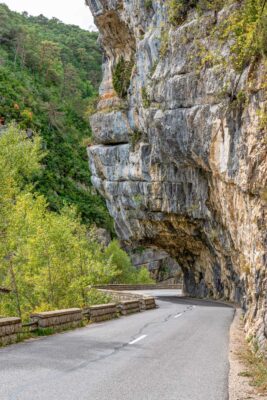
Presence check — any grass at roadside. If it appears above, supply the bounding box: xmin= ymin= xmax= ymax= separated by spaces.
xmin=238 ymin=339 xmax=267 ymax=395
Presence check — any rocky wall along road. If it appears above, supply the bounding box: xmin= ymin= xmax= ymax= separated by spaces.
xmin=86 ymin=0 xmax=267 ymax=350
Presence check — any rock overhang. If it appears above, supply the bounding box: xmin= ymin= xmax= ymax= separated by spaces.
xmin=86 ymin=0 xmax=267 ymax=350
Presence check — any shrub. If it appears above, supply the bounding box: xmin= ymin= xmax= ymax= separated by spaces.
xmin=103 ymin=240 xmax=135 ymax=283
xmin=112 ymin=57 xmax=134 ymax=98
xmin=130 ymin=129 xmax=142 ymax=148
xmin=167 ymin=0 xmax=198 ymax=26
xmin=220 ymin=0 xmax=267 ymax=72
xmin=145 ymin=0 xmax=153 ymax=10
xmin=258 ymin=14 xmax=267 ymax=56
xmin=142 ymin=86 xmax=151 ymax=108
xmin=135 ymin=266 xmax=154 ymax=284
xmin=160 ymin=30 xmax=169 ymax=57
xmin=86 ymin=289 xmax=112 ymax=305
xmin=103 ymin=240 xmax=155 ymax=284
xmin=167 ymin=0 xmax=224 ymax=26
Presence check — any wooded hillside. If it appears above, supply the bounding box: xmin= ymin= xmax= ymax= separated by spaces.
xmin=0 ymin=4 xmax=112 ymax=230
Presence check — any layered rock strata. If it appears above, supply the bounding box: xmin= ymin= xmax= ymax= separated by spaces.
xmin=86 ymin=0 xmax=267 ymax=349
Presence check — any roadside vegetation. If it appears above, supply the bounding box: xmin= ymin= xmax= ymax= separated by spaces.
xmin=239 ymin=338 xmax=267 ymax=394
xmin=0 ymin=125 xmax=153 ymax=322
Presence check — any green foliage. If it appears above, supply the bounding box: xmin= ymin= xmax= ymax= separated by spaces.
xmin=103 ymin=240 xmax=135 ymax=283
xmin=220 ymin=0 xmax=267 ymax=72
xmin=130 ymin=130 xmax=142 ymax=148
xmin=160 ymin=30 xmax=169 ymax=58
xmin=133 ymin=246 xmax=146 ymax=254
xmin=0 ymin=4 xmax=112 ymax=230
xmin=259 ymin=14 xmax=267 ymax=55
xmin=190 ymin=39 xmax=224 ymax=73
xmin=257 ymin=103 xmax=267 ymax=132
xmin=103 ymin=240 xmax=154 ymax=284
xmin=34 ymin=323 xmax=85 ymax=336
xmin=167 ymin=0 xmax=198 ymax=26
xmin=0 ymin=123 xmax=43 ymax=199
xmin=112 ymin=57 xmax=134 ymax=98
xmin=136 ymin=266 xmax=155 ymax=284
xmin=196 ymin=0 xmax=225 ymax=14
xmin=158 ymin=262 xmax=171 ymax=281
xmin=0 ymin=127 xmax=149 ymax=320
xmin=145 ymin=0 xmax=153 ymax=10
xmin=167 ymin=0 xmax=224 ymax=26
xmin=240 ymin=335 xmax=267 ymax=393
xmin=86 ymin=289 xmax=112 ymax=305
xmin=133 ymin=194 xmax=143 ymax=206
xmin=35 ymin=327 xmax=55 ymax=336
xmin=142 ymin=87 xmax=151 ymax=108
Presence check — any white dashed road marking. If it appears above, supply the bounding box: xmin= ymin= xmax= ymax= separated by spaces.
xmin=129 ymin=335 xmax=147 ymax=345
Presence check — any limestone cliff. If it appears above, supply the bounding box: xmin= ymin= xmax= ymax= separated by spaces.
xmin=86 ymin=0 xmax=267 ymax=349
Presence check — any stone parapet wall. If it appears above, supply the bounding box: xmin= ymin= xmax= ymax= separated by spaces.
xmin=0 ymin=292 xmax=157 ymax=346
xmin=93 ymin=284 xmax=183 ymax=290
xmin=86 ymin=303 xmax=118 ymax=322
xmin=142 ymin=297 xmax=157 ymax=310
xmin=118 ymin=300 xmax=141 ymax=315
xmin=92 ymin=287 xmax=157 ymax=311
xmin=30 ymin=308 xmax=82 ymax=330
xmin=0 ymin=317 xmax=21 ymax=346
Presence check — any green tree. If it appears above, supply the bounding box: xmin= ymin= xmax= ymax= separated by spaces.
xmin=0 ymin=126 xmax=151 ymax=320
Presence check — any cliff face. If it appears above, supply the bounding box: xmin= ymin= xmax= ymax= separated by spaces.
xmin=86 ymin=0 xmax=267 ymax=349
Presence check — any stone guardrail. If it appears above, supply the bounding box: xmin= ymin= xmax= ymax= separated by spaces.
xmin=0 ymin=317 xmax=21 ymax=346
xmin=91 ymin=283 xmax=183 ymax=312
xmin=94 ymin=288 xmax=157 ymax=311
xmin=84 ymin=303 xmax=118 ymax=322
xmin=93 ymin=283 xmax=183 ymax=291
xmin=118 ymin=300 xmax=141 ymax=315
xmin=0 ymin=285 xmax=163 ymax=347
xmin=30 ymin=308 xmax=83 ymax=330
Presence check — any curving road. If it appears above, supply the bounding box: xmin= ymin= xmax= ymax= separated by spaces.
xmin=0 ymin=290 xmax=234 ymax=400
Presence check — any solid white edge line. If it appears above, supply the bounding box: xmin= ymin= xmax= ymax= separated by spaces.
xmin=174 ymin=313 xmax=183 ymax=319
xmin=129 ymin=335 xmax=147 ymax=345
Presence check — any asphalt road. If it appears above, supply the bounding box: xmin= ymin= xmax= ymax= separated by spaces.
xmin=0 ymin=290 xmax=234 ymax=400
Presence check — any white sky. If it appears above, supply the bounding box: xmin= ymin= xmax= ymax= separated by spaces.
xmin=1 ymin=0 xmax=96 ymax=31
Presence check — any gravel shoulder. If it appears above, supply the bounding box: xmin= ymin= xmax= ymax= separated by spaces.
xmin=229 ymin=309 xmax=266 ymax=400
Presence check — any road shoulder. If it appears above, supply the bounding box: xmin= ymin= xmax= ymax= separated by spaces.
xmin=229 ymin=309 xmax=266 ymax=399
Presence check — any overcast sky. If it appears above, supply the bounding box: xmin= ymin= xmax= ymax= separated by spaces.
xmin=1 ymin=0 xmax=96 ymax=30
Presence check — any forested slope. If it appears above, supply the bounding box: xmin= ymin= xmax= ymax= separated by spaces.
xmin=0 ymin=5 xmax=155 ymax=320
xmin=0 ymin=4 xmax=112 ymax=229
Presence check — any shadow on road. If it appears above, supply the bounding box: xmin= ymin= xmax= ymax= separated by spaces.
xmin=156 ymin=296 xmax=234 ymax=308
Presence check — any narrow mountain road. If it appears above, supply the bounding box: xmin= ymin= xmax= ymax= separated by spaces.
xmin=0 ymin=290 xmax=234 ymax=400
